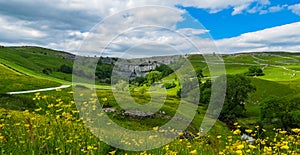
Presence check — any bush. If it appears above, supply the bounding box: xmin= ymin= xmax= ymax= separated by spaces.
xmin=42 ymin=68 xmax=52 ymax=75
xmin=163 ymin=81 xmax=176 ymax=89
xmin=58 ymin=64 xmax=72 ymax=74
xmin=247 ymin=66 xmax=264 ymax=76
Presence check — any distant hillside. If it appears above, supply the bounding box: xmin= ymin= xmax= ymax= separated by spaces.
xmin=0 ymin=46 xmax=75 ymax=81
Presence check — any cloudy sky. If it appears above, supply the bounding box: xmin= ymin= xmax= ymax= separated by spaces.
xmin=0 ymin=0 xmax=300 ymax=57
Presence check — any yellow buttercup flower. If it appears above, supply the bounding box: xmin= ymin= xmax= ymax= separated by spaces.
xmin=235 ymin=150 xmax=243 ymax=155
xmin=281 ymin=145 xmax=289 ymax=150
xmin=109 ymin=150 xmax=116 ymax=155
xmin=153 ymin=126 xmax=159 ymax=131
xmin=233 ymin=129 xmax=241 ymax=135
xmin=237 ymin=144 xmax=244 ymax=150
xmin=291 ymin=128 xmax=300 ymax=133
xmin=248 ymin=144 xmax=256 ymax=149
xmin=189 ymin=149 xmax=197 ymax=154
xmin=279 ymin=131 xmax=287 ymax=134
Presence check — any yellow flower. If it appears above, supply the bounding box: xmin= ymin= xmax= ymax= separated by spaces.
xmin=248 ymin=144 xmax=256 ymax=149
xmin=281 ymin=145 xmax=289 ymax=150
xmin=233 ymin=129 xmax=241 ymax=135
xmin=87 ymin=146 xmax=93 ymax=150
xmin=153 ymin=126 xmax=159 ymax=131
xmin=189 ymin=149 xmax=197 ymax=154
xmin=279 ymin=131 xmax=287 ymax=134
xmin=235 ymin=150 xmax=243 ymax=155
xmin=291 ymin=128 xmax=300 ymax=134
xmin=234 ymin=122 xmax=239 ymax=126
xmin=48 ymin=104 xmax=54 ymax=108
xmin=109 ymin=150 xmax=116 ymax=155
xmin=217 ymin=135 xmax=222 ymax=139
xmin=237 ymin=144 xmax=244 ymax=150
xmin=245 ymin=129 xmax=252 ymax=134
xmin=35 ymin=107 xmax=42 ymax=112
xmin=169 ymin=151 xmax=178 ymax=155
xmin=263 ymin=146 xmax=272 ymax=152
xmin=178 ymin=132 xmax=184 ymax=136
xmin=102 ymin=98 xmax=107 ymax=102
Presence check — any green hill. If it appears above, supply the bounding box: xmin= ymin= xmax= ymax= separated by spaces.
xmin=0 ymin=63 xmax=60 ymax=94
xmin=0 ymin=46 xmax=74 ymax=82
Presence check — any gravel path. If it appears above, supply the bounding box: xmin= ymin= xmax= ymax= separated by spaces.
xmin=6 ymin=85 xmax=71 ymax=95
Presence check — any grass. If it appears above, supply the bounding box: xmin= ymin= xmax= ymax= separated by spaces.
xmin=1 ymin=47 xmax=300 ymax=154
xmin=0 ymin=92 xmax=298 ymax=154
xmin=0 ymin=64 xmax=61 ymax=94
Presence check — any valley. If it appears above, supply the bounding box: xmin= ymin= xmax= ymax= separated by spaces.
xmin=0 ymin=46 xmax=299 ymax=154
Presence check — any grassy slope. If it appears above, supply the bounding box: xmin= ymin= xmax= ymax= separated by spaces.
xmin=187 ymin=52 xmax=300 ymax=128
xmin=0 ymin=64 xmax=60 ymax=93
xmin=0 ymin=46 xmax=74 ymax=82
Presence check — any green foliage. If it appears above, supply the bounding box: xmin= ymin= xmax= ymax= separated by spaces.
xmin=114 ymin=80 xmax=128 ymax=91
xmin=146 ymin=71 xmax=162 ymax=85
xmin=200 ymin=80 xmax=211 ymax=104
xmin=95 ymin=63 xmax=113 ymax=83
xmin=130 ymin=76 xmax=146 ymax=86
xmin=247 ymin=66 xmax=264 ymax=76
xmin=42 ymin=68 xmax=52 ymax=75
xmin=0 ymin=64 xmax=60 ymax=93
xmin=154 ymin=64 xmax=174 ymax=77
xmin=261 ymin=96 xmax=300 ymax=128
xmin=58 ymin=64 xmax=72 ymax=74
xmin=195 ymin=67 xmax=203 ymax=78
xmin=219 ymin=75 xmax=256 ymax=121
xmin=163 ymin=81 xmax=176 ymax=89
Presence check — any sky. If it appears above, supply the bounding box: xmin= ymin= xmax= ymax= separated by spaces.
xmin=0 ymin=0 xmax=300 ymax=57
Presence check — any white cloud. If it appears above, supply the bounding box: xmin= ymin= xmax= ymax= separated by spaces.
xmin=0 ymin=16 xmax=47 ymax=42
xmin=215 ymin=22 xmax=300 ymax=53
xmin=268 ymin=5 xmax=286 ymax=13
xmin=288 ymin=4 xmax=300 ymax=16
xmin=232 ymin=4 xmax=250 ymax=15
xmin=176 ymin=28 xmax=209 ymax=36
xmin=0 ymin=0 xmax=298 ymax=56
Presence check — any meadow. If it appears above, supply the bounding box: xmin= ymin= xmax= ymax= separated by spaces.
xmin=0 ymin=46 xmax=300 ymax=154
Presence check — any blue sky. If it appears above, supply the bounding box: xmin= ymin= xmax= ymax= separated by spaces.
xmin=0 ymin=1 xmax=300 ymax=57
xmin=181 ymin=0 xmax=300 ymax=39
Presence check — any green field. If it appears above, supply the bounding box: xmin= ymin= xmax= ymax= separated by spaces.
xmin=0 ymin=46 xmax=299 ymax=154
xmin=0 ymin=64 xmax=60 ymax=93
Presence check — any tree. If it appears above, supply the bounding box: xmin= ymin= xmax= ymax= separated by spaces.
xmin=146 ymin=71 xmax=162 ymax=85
xmin=200 ymin=80 xmax=212 ymax=104
xmin=261 ymin=96 xmax=300 ymax=128
xmin=195 ymin=67 xmax=203 ymax=78
xmin=154 ymin=64 xmax=174 ymax=78
xmin=59 ymin=64 xmax=72 ymax=74
xmin=218 ymin=75 xmax=256 ymax=121
xmin=95 ymin=63 xmax=113 ymax=83
xmin=247 ymin=66 xmax=264 ymax=76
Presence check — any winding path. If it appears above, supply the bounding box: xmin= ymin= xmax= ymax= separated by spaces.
xmin=6 ymin=85 xmax=71 ymax=95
